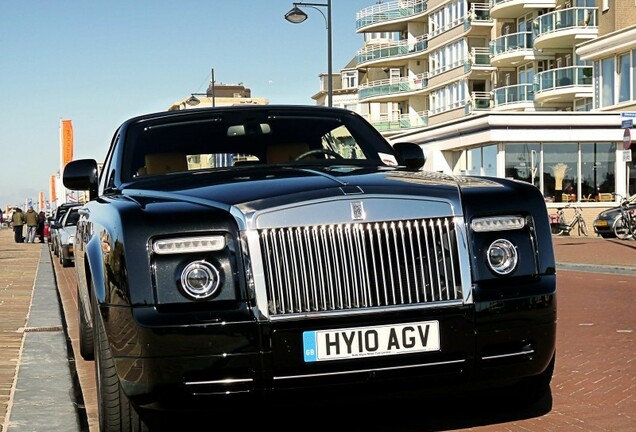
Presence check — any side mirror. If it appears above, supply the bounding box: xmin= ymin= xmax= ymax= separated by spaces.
xmin=392 ymin=142 xmax=426 ymax=170
xmin=63 ymin=159 xmax=99 ymax=201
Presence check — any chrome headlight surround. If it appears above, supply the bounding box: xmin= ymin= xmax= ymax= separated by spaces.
xmin=486 ymin=239 xmax=518 ymax=275
xmin=180 ymin=260 xmax=221 ymax=300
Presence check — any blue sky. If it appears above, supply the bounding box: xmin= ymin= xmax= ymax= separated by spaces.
xmin=0 ymin=0 xmax=373 ymax=209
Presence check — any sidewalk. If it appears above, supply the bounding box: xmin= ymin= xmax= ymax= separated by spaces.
xmin=0 ymin=228 xmax=634 ymax=432
xmin=0 ymin=228 xmax=85 ymax=432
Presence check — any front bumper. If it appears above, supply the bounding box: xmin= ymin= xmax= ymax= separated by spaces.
xmin=103 ymin=287 xmax=557 ymax=413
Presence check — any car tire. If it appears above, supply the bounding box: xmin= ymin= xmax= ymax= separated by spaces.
xmin=78 ymin=293 xmax=94 ymax=361
xmin=94 ymin=300 xmax=150 ymax=432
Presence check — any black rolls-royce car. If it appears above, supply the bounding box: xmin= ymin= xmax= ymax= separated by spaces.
xmin=63 ymin=105 xmax=556 ymax=430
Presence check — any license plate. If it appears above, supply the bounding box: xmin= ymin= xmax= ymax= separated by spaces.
xmin=303 ymin=321 xmax=440 ymax=362
xmin=595 ymin=220 xmax=608 ymax=227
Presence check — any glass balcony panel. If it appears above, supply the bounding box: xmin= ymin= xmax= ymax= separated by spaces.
xmin=356 ymin=0 xmax=427 ymax=30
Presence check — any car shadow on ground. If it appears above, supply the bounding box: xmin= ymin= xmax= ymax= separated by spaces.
xmin=164 ymin=388 xmax=553 ymax=432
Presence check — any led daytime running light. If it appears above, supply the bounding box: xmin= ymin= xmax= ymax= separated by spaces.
xmin=153 ymin=236 xmax=225 ymax=255
xmin=471 ymin=216 xmax=525 ymax=232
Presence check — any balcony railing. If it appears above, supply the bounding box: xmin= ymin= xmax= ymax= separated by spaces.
xmin=492 ymin=83 xmax=534 ymax=107
xmin=470 ymin=92 xmax=492 ymax=111
xmin=490 ymin=31 xmax=533 ymax=57
xmin=464 ymin=3 xmax=492 ymax=30
xmin=367 ymin=111 xmax=428 ymax=132
xmin=534 ymin=7 xmax=597 ymax=36
xmin=534 ymin=66 xmax=593 ymax=94
xmin=359 ymin=73 xmax=429 ymax=100
xmin=356 ymin=0 xmax=427 ymax=30
xmin=357 ymin=35 xmax=428 ymax=65
xmin=465 ymin=47 xmax=492 ymax=72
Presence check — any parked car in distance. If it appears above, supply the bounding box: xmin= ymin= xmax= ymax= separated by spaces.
xmin=593 ymin=194 xmax=636 ymax=238
xmin=49 ymin=203 xmax=81 ymax=256
xmin=63 ymin=105 xmax=557 ymax=430
xmin=51 ymin=206 xmax=80 ymax=267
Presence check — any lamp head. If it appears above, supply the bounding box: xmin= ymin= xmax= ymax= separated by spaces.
xmin=186 ymin=95 xmax=200 ymax=106
xmin=285 ymin=6 xmax=308 ymax=23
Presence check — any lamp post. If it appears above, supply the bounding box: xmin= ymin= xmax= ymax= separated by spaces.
xmin=284 ymin=1 xmax=333 ymax=107
xmin=186 ymin=68 xmax=216 ymax=108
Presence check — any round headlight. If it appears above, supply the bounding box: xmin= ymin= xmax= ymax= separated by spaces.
xmin=486 ymin=239 xmax=518 ymax=275
xmin=180 ymin=260 xmax=220 ymax=300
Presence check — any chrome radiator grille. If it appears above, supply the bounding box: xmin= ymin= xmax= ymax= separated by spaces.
xmin=259 ymin=217 xmax=462 ymax=316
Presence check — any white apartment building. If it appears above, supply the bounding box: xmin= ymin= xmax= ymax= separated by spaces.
xmin=312 ymin=0 xmax=636 ymax=222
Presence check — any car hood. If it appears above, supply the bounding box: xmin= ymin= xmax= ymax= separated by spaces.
xmin=120 ymin=166 xmax=525 ymax=227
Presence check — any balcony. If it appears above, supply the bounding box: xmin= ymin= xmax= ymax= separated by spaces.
xmin=489 ymin=31 xmax=536 ymax=67
xmin=464 ymin=3 xmax=494 ymax=36
xmin=492 ymin=83 xmax=535 ymax=110
xmin=534 ymin=66 xmax=593 ymax=104
xmin=367 ymin=111 xmax=428 ymax=132
xmin=358 ymin=73 xmax=429 ymax=101
xmin=356 ymin=0 xmax=427 ymax=33
xmin=533 ymin=7 xmax=598 ymax=50
xmin=490 ymin=0 xmax=556 ymax=20
xmin=465 ymin=47 xmax=496 ymax=76
xmin=469 ymin=92 xmax=493 ymax=112
xmin=357 ymin=35 xmax=428 ymax=68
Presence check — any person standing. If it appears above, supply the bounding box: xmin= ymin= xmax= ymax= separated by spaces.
xmin=24 ymin=206 xmax=39 ymax=243
xmin=11 ymin=207 xmax=25 ymax=243
xmin=36 ymin=210 xmax=46 ymax=243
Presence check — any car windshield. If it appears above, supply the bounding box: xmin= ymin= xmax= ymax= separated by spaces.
xmin=119 ymin=108 xmax=398 ymax=182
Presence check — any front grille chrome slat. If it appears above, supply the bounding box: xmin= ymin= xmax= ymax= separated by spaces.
xmin=261 ymin=217 xmax=462 ymax=317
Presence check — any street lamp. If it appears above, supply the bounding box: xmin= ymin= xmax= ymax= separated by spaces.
xmin=284 ymin=1 xmax=333 ymax=107
xmin=185 ymin=69 xmax=216 ymax=108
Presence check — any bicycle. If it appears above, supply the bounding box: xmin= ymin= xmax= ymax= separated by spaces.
xmin=550 ymin=203 xmax=589 ymax=236
xmin=612 ymin=195 xmax=636 ymax=240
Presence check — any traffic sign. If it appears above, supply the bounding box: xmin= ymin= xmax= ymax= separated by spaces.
xmin=622 ymin=119 xmax=633 ymax=128
xmin=623 ymin=128 xmax=632 ymax=150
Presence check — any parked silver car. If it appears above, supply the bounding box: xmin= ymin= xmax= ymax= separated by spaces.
xmin=51 ymin=206 xmax=80 ymax=267
xmin=50 ymin=203 xmax=81 ymax=257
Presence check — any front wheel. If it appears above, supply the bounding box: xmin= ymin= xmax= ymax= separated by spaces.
xmin=94 ymin=301 xmax=149 ymax=432
xmin=579 ymin=218 xmax=589 ymax=236
xmin=613 ymin=216 xmax=633 ymax=240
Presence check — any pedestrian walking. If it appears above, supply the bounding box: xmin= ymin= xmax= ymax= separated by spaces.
xmin=36 ymin=210 xmax=46 ymax=243
xmin=24 ymin=206 xmax=39 ymax=243
xmin=11 ymin=207 xmax=25 ymax=243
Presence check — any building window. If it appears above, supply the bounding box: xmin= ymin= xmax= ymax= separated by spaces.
xmin=601 ymin=57 xmax=615 ymax=107
xmin=342 ymin=71 xmax=357 ymax=89
xmin=581 ymin=142 xmax=616 ymax=200
xmin=505 ymin=143 xmax=540 ymax=187
xmin=504 ymin=142 xmax=616 ymax=202
xmin=633 ymin=51 xmax=636 ymax=100
xmin=465 ymin=145 xmax=497 ymax=176
xmin=618 ymin=53 xmax=631 ymax=103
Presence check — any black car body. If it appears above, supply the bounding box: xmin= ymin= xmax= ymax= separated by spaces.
xmin=593 ymin=194 xmax=636 ymax=238
xmin=63 ymin=106 xmax=556 ymax=429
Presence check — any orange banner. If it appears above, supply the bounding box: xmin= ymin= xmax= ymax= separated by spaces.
xmin=61 ymin=119 xmax=73 ymax=167
xmin=39 ymin=192 xmax=45 ymax=211
xmin=50 ymin=175 xmax=57 ymax=202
